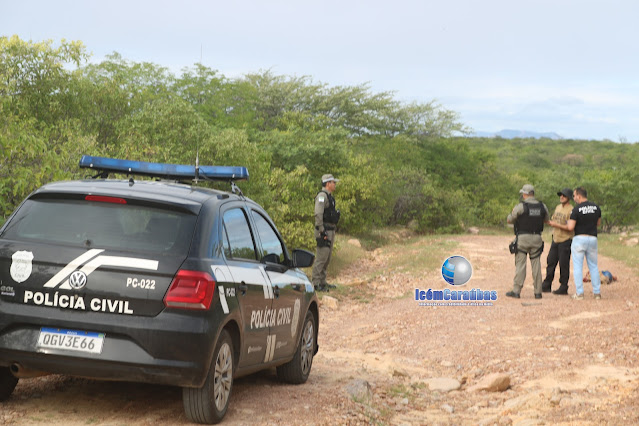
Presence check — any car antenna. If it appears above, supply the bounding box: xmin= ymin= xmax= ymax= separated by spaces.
xmin=193 ymin=148 xmax=200 ymax=184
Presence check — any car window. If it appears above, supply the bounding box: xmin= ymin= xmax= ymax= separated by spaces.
xmin=221 ymin=224 xmax=232 ymax=259
xmin=222 ymin=208 xmax=257 ymax=260
xmin=0 ymin=199 xmax=196 ymax=255
xmin=252 ymin=211 xmax=285 ymax=264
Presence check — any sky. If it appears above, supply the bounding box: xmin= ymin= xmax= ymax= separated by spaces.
xmin=2 ymin=0 xmax=639 ymax=142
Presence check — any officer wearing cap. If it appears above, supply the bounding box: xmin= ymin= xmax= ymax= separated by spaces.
xmin=541 ymin=188 xmax=574 ymax=295
xmin=312 ymin=174 xmax=340 ymax=292
xmin=506 ymin=184 xmax=550 ymax=299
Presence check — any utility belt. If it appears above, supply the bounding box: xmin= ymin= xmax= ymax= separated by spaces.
xmin=323 ymin=224 xmax=336 ymax=231
xmin=510 ymin=232 xmax=544 ymax=258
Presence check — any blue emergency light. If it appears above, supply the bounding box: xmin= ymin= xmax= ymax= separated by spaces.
xmin=79 ymin=155 xmax=249 ymax=181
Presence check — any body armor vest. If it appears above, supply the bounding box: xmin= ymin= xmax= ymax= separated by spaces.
xmin=319 ymin=190 xmax=340 ymax=225
xmin=516 ymin=202 xmax=544 ymax=234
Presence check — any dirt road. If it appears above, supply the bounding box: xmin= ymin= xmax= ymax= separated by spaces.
xmin=2 ymin=234 xmax=639 ymax=425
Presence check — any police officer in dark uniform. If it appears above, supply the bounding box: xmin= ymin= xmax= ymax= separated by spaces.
xmin=506 ymin=184 xmax=550 ymax=299
xmin=312 ymin=174 xmax=340 ymax=292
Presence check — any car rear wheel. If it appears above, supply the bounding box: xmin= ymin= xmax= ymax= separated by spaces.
xmin=183 ymin=330 xmax=234 ymax=424
xmin=0 ymin=367 xmax=18 ymax=401
xmin=277 ymin=311 xmax=316 ymax=384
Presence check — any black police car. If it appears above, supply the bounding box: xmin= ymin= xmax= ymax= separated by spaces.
xmin=0 ymin=156 xmax=319 ymax=424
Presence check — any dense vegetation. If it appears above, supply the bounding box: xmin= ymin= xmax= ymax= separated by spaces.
xmin=2 ymin=36 xmax=638 ymax=250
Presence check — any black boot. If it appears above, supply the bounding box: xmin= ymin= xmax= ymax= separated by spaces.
xmin=541 ymin=282 xmax=552 ymax=293
xmin=552 ymin=286 xmax=569 ymax=295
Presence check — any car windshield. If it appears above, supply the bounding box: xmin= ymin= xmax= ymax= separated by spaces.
xmin=1 ymin=198 xmax=197 ymax=255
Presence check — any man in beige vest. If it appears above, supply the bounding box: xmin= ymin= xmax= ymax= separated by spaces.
xmin=542 ymin=188 xmax=574 ymax=295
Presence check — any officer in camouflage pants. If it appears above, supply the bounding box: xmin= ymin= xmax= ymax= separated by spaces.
xmin=312 ymin=174 xmax=340 ymax=292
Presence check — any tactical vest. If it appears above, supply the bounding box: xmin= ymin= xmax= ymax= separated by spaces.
xmin=318 ymin=190 xmax=340 ymax=225
xmin=516 ymin=202 xmax=544 ymax=235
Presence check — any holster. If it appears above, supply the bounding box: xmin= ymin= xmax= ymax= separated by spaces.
xmin=316 ymin=237 xmax=331 ymax=248
xmin=509 ymin=239 xmax=518 ymax=254
xmin=509 ymin=233 xmax=518 ymax=255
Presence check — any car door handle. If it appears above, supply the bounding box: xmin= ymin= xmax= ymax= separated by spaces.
xmin=273 ymin=286 xmax=280 ymax=298
xmin=239 ymin=282 xmax=248 ymax=295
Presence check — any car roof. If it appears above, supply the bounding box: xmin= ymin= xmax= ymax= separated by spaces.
xmin=33 ymin=179 xmax=249 ymax=208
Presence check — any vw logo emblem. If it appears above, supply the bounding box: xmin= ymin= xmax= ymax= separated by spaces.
xmin=69 ymin=271 xmax=88 ymax=290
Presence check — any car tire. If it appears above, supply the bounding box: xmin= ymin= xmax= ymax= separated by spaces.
xmin=0 ymin=367 xmax=18 ymax=401
xmin=183 ymin=330 xmax=234 ymax=424
xmin=277 ymin=311 xmax=316 ymax=384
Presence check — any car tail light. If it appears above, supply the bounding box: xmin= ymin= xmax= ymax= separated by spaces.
xmin=164 ymin=270 xmax=216 ymax=310
xmin=85 ymin=195 xmax=127 ymax=204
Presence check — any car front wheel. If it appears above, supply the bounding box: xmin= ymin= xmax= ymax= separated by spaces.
xmin=183 ymin=330 xmax=234 ymax=424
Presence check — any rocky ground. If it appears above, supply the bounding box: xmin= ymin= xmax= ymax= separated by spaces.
xmin=2 ymin=234 xmax=639 ymax=425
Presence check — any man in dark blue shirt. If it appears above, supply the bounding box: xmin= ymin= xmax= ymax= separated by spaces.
xmin=548 ymin=187 xmax=602 ymax=300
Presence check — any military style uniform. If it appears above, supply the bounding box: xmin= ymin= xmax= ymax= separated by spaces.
xmin=311 ymin=179 xmax=340 ymax=290
xmin=507 ymin=190 xmax=550 ymax=297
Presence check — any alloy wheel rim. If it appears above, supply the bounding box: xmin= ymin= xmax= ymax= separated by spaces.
xmin=214 ymin=342 xmax=232 ymax=411
xmin=300 ymin=321 xmax=314 ymax=375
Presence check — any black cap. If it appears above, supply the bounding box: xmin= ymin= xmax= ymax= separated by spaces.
xmin=557 ymin=188 xmax=572 ymax=199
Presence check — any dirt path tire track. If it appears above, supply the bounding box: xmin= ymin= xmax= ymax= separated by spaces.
xmin=2 ymin=235 xmax=639 ymax=425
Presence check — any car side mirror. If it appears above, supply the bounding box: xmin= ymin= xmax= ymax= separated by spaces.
xmin=292 ymin=249 xmax=314 ymax=268
xmin=261 ymin=253 xmax=280 ymax=264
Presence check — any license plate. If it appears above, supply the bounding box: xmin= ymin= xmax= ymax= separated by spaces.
xmin=37 ymin=328 xmax=105 ymax=354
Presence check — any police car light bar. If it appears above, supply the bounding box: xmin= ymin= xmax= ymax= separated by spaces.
xmin=79 ymin=155 xmax=249 ymax=181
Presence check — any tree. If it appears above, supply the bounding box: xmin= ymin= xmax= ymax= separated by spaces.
xmin=0 ymin=35 xmax=87 ymax=124
xmin=581 ymin=168 xmax=639 ymax=232
xmin=0 ymin=36 xmax=98 ymax=222
xmin=173 ymin=64 xmax=229 ymax=125
xmin=75 ymin=53 xmax=173 ymax=147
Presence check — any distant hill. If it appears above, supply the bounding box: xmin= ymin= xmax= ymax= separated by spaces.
xmin=472 ymin=129 xmax=563 ymax=140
